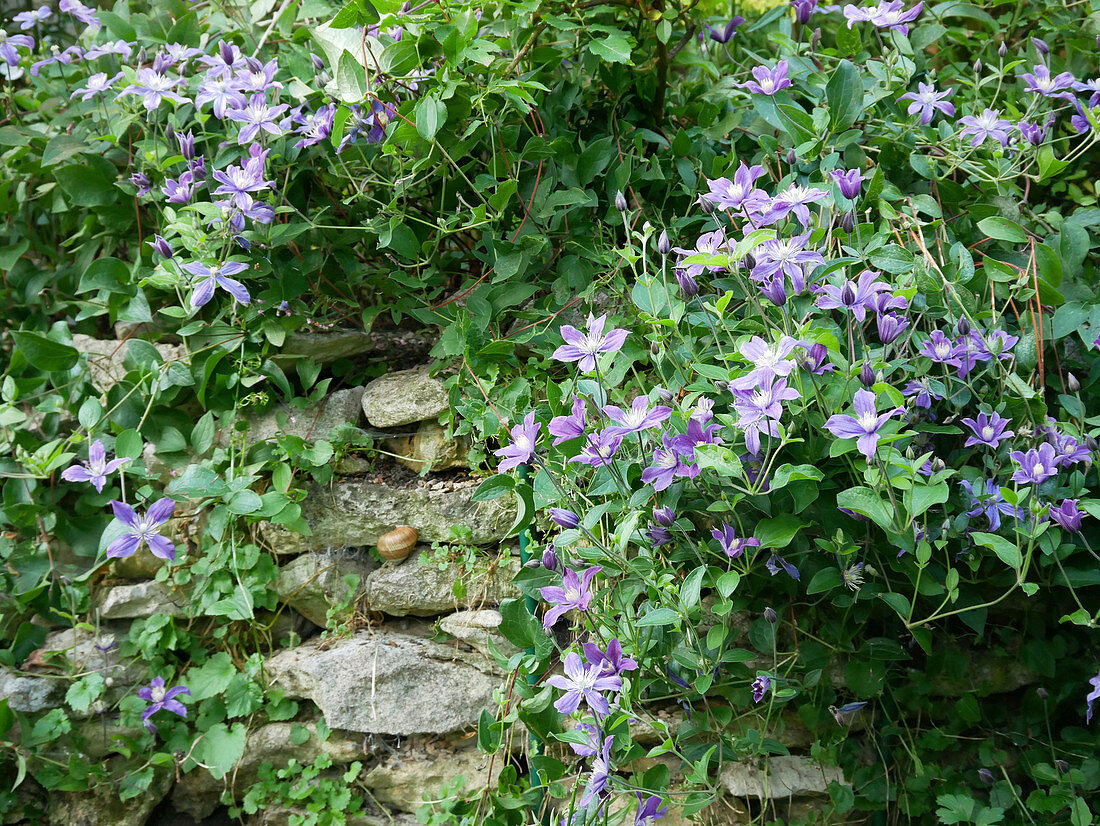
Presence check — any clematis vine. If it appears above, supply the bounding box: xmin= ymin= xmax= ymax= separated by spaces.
xmin=62 ymin=440 xmax=130 ymax=493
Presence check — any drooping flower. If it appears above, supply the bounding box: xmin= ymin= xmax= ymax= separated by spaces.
xmin=13 ymin=6 xmax=51 ymax=28
xmin=962 ymin=411 xmax=1014 ymax=448
xmin=752 ymin=674 xmax=772 ymax=702
xmin=800 ymin=342 xmax=834 ymax=375
xmin=494 ymin=412 xmax=540 ymax=471
xmin=707 ymin=16 xmax=745 ymax=42
xmin=549 ymin=508 xmax=580 ymax=529
xmin=711 ymin=523 xmax=760 ymax=559
xmin=61 ymin=440 xmax=130 ymax=493
xmin=571 ymin=430 xmax=624 ymax=468
xmin=130 ymin=172 xmax=151 ymax=197
xmin=1048 ymin=499 xmax=1083 ymax=532
xmin=635 ymin=794 xmax=669 ymax=826
xmin=236 ymin=56 xmax=283 ymax=94
xmin=117 ymin=68 xmax=190 ymax=110
xmin=766 ymin=553 xmax=800 ymax=580
xmin=815 ymin=269 xmax=890 ymax=322
xmin=546 ymin=652 xmax=622 ymax=715
xmin=139 ymin=676 xmax=189 ymax=733
xmin=967 ymin=329 xmax=1018 ymax=362
xmin=824 ymin=388 xmax=904 ymax=461
xmin=1009 ymin=443 xmax=1059 ymax=485
xmin=567 ymin=722 xmax=604 ymax=757
xmin=70 ymin=71 xmax=122 ymax=101
xmin=548 ymin=395 xmax=587 ymax=445
xmin=1085 ymin=671 xmax=1100 ymax=723
xmin=959 ymin=478 xmax=1017 ymax=531
xmin=876 ymin=313 xmax=909 ymax=344
xmin=898 ymin=82 xmax=955 ymax=125
xmin=603 ymin=396 xmax=672 ymax=438
xmin=582 ymin=638 xmax=639 ymax=677
xmin=577 ymin=733 xmax=614 ymax=812
xmin=539 ymin=566 xmax=601 ymax=627
xmin=668 ymin=417 xmax=722 ymax=460
xmin=645 ymin=506 xmax=677 ymax=546
xmin=738 ymin=60 xmax=792 ymax=96
xmin=30 ymin=43 xmax=83 ymax=76
xmin=958 ymin=108 xmax=1013 ymax=147
xmin=160 ymin=42 xmax=204 ymax=66
xmin=867 ymin=0 xmax=924 ymax=33
xmin=831 ymin=168 xmax=866 ymax=200
xmin=200 ymin=41 xmax=248 ymax=78
xmin=105 ymin=498 xmax=177 ymax=560
xmin=761 ymin=183 xmax=829 ymax=227
xmin=181 ymin=261 xmax=251 ymax=309
xmin=552 ymin=314 xmax=628 ymax=373
xmin=830 ymin=701 xmax=868 ymax=725
xmin=149 ymin=235 xmax=173 ymax=259
xmin=1020 ymin=64 xmax=1077 ymax=100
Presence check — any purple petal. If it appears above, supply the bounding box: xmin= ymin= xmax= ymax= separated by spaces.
xmin=146 ymin=534 xmax=177 ymax=561
xmin=109 ymin=500 xmax=138 ymax=527
xmin=61 ymin=466 xmax=96 ymax=484
xmin=105 ymin=533 xmax=142 ymax=559
xmin=146 ymin=497 xmax=176 ymax=526
xmin=88 ymin=440 xmax=106 ymax=465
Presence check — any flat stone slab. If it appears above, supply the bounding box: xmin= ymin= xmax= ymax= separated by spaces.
xmin=360 ymin=365 xmax=448 ymax=428
xmin=224 ymin=387 xmax=365 ymax=447
xmin=260 ymin=477 xmax=516 ymax=554
xmin=71 ymin=335 xmax=187 ymax=393
xmin=274 ymin=552 xmax=375 ymax=627
xmin=363 ymin=547 xmax=518 ymax=617
xmin=98 ymin=580 xmax=186 ymax=619
xmin=720 ymin=755 xmax=846 ymax=799
xmin=265 ymin=629 xmax=499 ymax=736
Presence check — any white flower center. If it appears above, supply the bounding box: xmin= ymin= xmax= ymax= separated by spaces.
xmin=1033 ymin=463 xmax=1046 ymax=476
xmin=981 ymin=425 xmax=995 ymax=440
xmin=858 ymin=410 xmax=879 ymax=431
xmin=151 ymin=685 xmax=166 ymax=703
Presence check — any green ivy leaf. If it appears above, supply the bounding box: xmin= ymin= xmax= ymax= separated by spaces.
xmin=11 ymin=331 xmax=79 ymax=373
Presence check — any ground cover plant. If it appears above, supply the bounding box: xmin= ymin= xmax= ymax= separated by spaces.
xmin=0 ymin=0 xmax=1099 ymax=824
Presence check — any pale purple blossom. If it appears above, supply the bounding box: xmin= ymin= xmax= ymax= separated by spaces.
xmin=1020 ymin=64 xmax=1077 ymax=101
xmin=552 ymin=314 xmax=628 ymax=373
xmin=752 ymin=675 xmax=772 ymax=702
xmin=815 ymin=269 xmax=890 ymax=321
xmin=200 ymin=41 xmax=247 ymax=78
xmin=1087 ymin=671 xmax=1100 ymax=723
xmin=635 ymin=794 xmax=668 ymax=826
xmin=960 ymin=478 xmax=1017 ymax=531
xmin=738 ymin=60 xmax=792 ymax=96
xmin=582 ymin=638 xmax=638 ymax=676
xmin=195 ymin=74 xmax=247 ymax=118
xmin=603 ymin=396 xmax=672 ymax=437
xmin=730 ymin=335 xmax=805 ymax=389
xmin=0 ymin=32 xmax=34 ymax=66
xmin=139 ymin=676 xmax=189 ymax=733
xmin=294 ymin=103 xmax=336 ymax=149
xmin=61 ymin=440 xmax=129 ymax=493
xmin=71 ymin=71 xmax=122 ymax=101
xmin=549 ymin=508 xmax=580 ymax=529
xmin=1009 ymin=443 xmax=1059 ymax=485
xmin=876 ymin=313 xmax=909 ymax=344
xmin=824 ymin=388 xmax=904 ymax=461
xmin=494 ymin=412 xmax=540 ymax=471
xmin=962 ymin=412 xmax=1014 ymax=448
xmin=227 ymin=93 xmax=289 ymax=143
xmin=30 ymin=44 xmax=82 ymax=76
xmin=548 ymin=396 xmax=587 ymax=445
xmin=539 ymin=566 xmax=602 ymax=627
xmin=211 ymin=159 xmax=274 ymax=209
xmin=117 ymin=69 xmax=190 ymax=110
xmin=546 ymin=652 xmax=621 ymax=715
xmin=60 ymin=0 xmax=100 ymax=26
xmin=163 ymin=170 xmax=202 ymax=204
xmin=920 ymin=330 xmax=962 ymax=367
xmin=958 ymin=109 xmax=1013 ymax=147
xmin=701 ymin=162 xmax=769 ymax=216
xmin=571 ymin=430 xmax=624 ymax=468
xmin=236 ymin=56 xmax=282 ymax=94
xmin=13 ymin=6 xmax=51 ymax=28
xmin=84 ymin=39 xmax=134 ymax=59
xmin=1048 ymin=499 xmax=1083 ymax=532
xmin=732 ymin=377 xmax=800 ymax=455
xmin=642 ymin=435 xmax=690 ymax=491
xmin=181 ymin=261 xmax=251 ymax=308
xmin=761 ymin=183 xmax=829 ymax=227
xmin=105 ymin=498 xmax=176 ymax=560
xmin=672 ymin=229 xmax=733 ymax=279
xmin=831 ymin=168 xmax=866 ymax=199
xmin=712 ymin=524 xmax=760 ymax=558
xmin=750 ymin=233 xmax=824 ymax=293
xmin=898 ymin=82 xmax=955 ymax=125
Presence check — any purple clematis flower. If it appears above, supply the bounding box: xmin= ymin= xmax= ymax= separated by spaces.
xmin=1020 ymin=64 xmax=1077 ymax=100
xmin=227 ymin=93 xmax=289 ymax=143
xmin=960 ymin=478 xmax=1017 ymax=531
xmin=635 ymin=793 xmax=669 ymax=826
xmin=1017 ymin=119 xmax=1049 ymax=146
xmin=738 ymin=60 xmax=792 ymax=96
xmin=898 ymin=82 xmax=955 ymax=125
xmin=844 ymin=0 xmax=922 ymax=32
xmin=577 ymin=733 xmax=614 ymax=812
xmin=712 ymin=523 xmax=760 ymax=558
xmin=582 ymin=638 xmax=638 ymax=677
xmin=552 ymin=314 xmax=628 ymax=373
xmin=160 ymin=42 xmax=204 ymax=66
xmin=61 ymin=440 xmax=130 ymax=493
xmin=920 ymin=330 xmax=962 ymax=367
xmin=211 ymin=159 xmax=275 ymax=209
xmin=494 ymin=412 xmax=540 ymax=472
xmin=707 ymin=17 xmax=745 ymax=42
xmin=201 ymin=41 xmax=247 ymax=78
xmin=294 ymin=103 xmax=336 ymax=149
xmin=14 ymin=6 xmax=51 ymax=28
xmin=750 ymin=233 xmax=824 ymax=294
xmin=642 ymin=434 xmax=691 ymax=491
xmin=958 ymin=109 xmax=1013 ymax=147
xmin=668 ymin=417 xmax=722 ymax=459
xmin=792 ymin=0 xmax=819 ymax=23
xmin=752 ymin=674 xmax=772 ymax=702
xmin=1049 ymin=432 xmax=1092 ymax=469
xmin=730 ymin=335 xmax=805 ymax=389
xmin=815 ymin=269 xmax=890 ymax=322
xmin=0 ymin=32 xmax=35 ymax=66
xmin=766 ymin=553 xmax=800 ymax=580
xmin=1076 ymin=78 xmax=1100 ymax=108
xmin=550 ymin=508 xmax=580 ymax=529
xmin=182 ymin=261 xmax=251 ymax=309
xmin=71 ymin=71 xmax=122 ymax=101
xmin=105 ymin=498 xmax=177 ymax=560
xmin=1086 ymin=671 xmax=1100 ymax=723
xmin=60 ymin=0 xmax=100 ymax=26
xmin=130 ymin=172 xmax=151 ymax=197
xmin=195 ymin=74 xmax=247 ymax=119
xmin=962 ymin=411 xmax=1014 ymax=448
xmin=968 ymin=329 xmax=1018 ymax=362
xmin=162 ymin=170 xmax=202 ymax=204
xmin=831 ymin=168 xmax=866 ymax=200
xmin=1010 ymin=443 xmax=1059 ymax=485
xmin=801 ymin=342 xmax=834 ymax=375
xmin=117 ymin=68 xmax=190 ymax=110
xmin=30 ymin=44 xmax=83 ymax=76
xmin=1048 ymin=499 xmax=1083 ymax=532
xmin=539 ymin=566 xmax=602 ymax=628
xmin=546 ymin=652 xmax=622 ymax=716
xmin=761 ymin=183 xmax=829 ymax=227
xmin=603 ymin=396 xmax=672 ymax=438
xmin=548 ymin=395 xmax=587 ymax=445
xmin=732 ymin=377 xmax=800 ymax=456
xmin=568 ymin=722 xmax=603 ymax=757
xmin=824 ymin=388 xmax=904 ymax=461
xmin=150 ymin=235 xmax=173 ymax=259
xmin=84 ymin=39 xmax=134 ymax=60
xmin=876 ymin=312 xmax=909 ymax=344
xmin=701 ymin=162 xmax=769 ymax=216
xmin=236 ymin=56 xmax=283 ymax=94
xmin=139 ymin=676 xmax=189 ymax=733
xmin=571 ymin=430 xmax=624 ymax=468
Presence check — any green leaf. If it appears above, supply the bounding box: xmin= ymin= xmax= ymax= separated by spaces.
xmin=498 ymin=598 xmax=538 ymax=649
xmin=587 ymin=28 xmax=633 ymax=63
xmin=825 ymin=59 xmax=862 ymax=130
xmin=168 ymin=465 xmax=228 ymax=498
xmin=11 ymin=331 xmax=79 ymax=372
xmin=716 ymin=570 xmax=740 ymax=598
xmin=227 ymin=489 xmax=263 ymax=515
xmin=971 ymin=532 xmax=1022 ymax=570
xmin=335 ymin=50 xmax=367 ymax=102
xmin=187 ymin=652 xmax=236 ymax=701
xmin=977 ymin=217 xmax=1028 ymax=244
xmin=471 ymin=474 xmax=515 ymax=501
xmin=904 ymin=482 xmax=949 ymax=520
xmin=56 ymin=161 xmax=117 ymax=207
xmin=868 ymin=245 xmax=914 ymax=274
xmin=755 ymin=514 xmax=803 ymax=549
xmin=679 ymin=565 xmax=706 ymax=610
xmin=806 ymin=567 xmax=842 ymax=595
xmin=191 ymin=412 xmax=216 ymax=455
xmin=115 ymin=429 xmax=144 ymax=460
xmin=193 ymin=722 xmax=246 ymax=781
xmin=65 ymin=673 xmax=106 ymax=714
xmin=414 ymin=95 xmax=447 ymax=141
xmin=637 ymin=607 xmax=680 ymax=627
xmin=837 ymin=487 xmax=895 ymax=531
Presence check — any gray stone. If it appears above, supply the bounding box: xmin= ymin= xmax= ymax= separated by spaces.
xmin=46 ymin=764 xmax=171 ymax=826
xmin=360 ymin=365 xmax=448 ymax=428
xmin=364 ymin=547 xmax=519 ymax=617
xmin=363 ymin=737 xmax=502 ymax=813
xmin=0 ymin=665 xmax=64 ymax=712
xmin=439 ymin=610 xmax=519 ymax=659
xmin=274 ymin=552 xmax=375 ymax=627
xmin=71 ymin=334 xmax=188 ymax=394
xmin=265 ymin=629 xmax=499 ymax=736
xmin=223 ymin=387 xmax=365 ymax=448
xmin=720 ymin=755 xmax=846 ymax=799
xmin=385 ymin=421 xmax=469 ymax=473
xmin=280 ymin=329 xmax=377 ymax=363
xmin=246 ymin=807 xmax=418 ymax=826
xmin=98 ymin=580 xmax=186 ymax=619
xmin=260 ymin=478 xmax=516 ymax=554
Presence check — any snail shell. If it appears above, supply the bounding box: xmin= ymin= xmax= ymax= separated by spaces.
xmin=377 ymin=526 xmax=418 ymax=561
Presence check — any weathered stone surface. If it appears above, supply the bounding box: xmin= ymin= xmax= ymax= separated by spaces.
xmin=71 ymin=335 xmax=188 ymax=394
xmin=364 ymin=548 xmax=519 ymax=617
xmin=98 ymin=580 xmax=186 ymax=619
xmin=265 ymin=630 xmax=499 ymax=736
xmin=24 ymin=628 xmax=143 ymax=686
xmin=385 ymin=421 xmax=469 ymax=473
xmin=274 ymin=552 xmax=375 ymax=627
xmin=720 ymin=755 xmax=846 ymax=799
xmin=280 ymin=329 xmax=377 ymax=363
xmin=260 ymin=478 xmax=516 ymax=554
xmin=46 ymin=765 xmax=171 ymax=826
xmin=223 ymin=387 xmax=365 ymax=448
xmin=363 ymin=737 xmax=502 ymax=813
xmin=360 ymin=365 xmax=447 ymax=428
xmin=439 ymin=609 xmax=519 ymax=659
xmin=0 ymin=665 xmax=64 ymax=712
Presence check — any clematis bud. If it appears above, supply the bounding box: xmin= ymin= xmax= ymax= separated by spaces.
xmin=1031 ymin=37 xmax=1049 ymax=56
xmin=841 ymin=211 xmax=855 ymax=234
xmin=176 ymin=130 xmax=195 ymax=161
xmin=657 ymin=229 xmax=670 ymax=255
xmin=136 ymin=46 xmax=146 ymax=65
xmin=973 ymin=59 xmax=982 ymax=73
xmin=698 ymin=195 xmax=715 ymax=214
xmin=997 ymin=41 xmax=1007 ymax=58
xmin=1056 ymin=759 xmax=1069 ymax=774
xmin=615 ymin=190 xmax=628 ymax=212
xmin=956 ymin=316 xmax=970 ymax=336
xmin=1037 ymin=686 xmax=1048 ymax=699
xmin=150 ymin=235 xmax=173 ymax=258
xmin=841 ymin=282 xmax=857 ymax=306
xmin=810 ymin=28 xmax=821 ymax=50
xmin=786 ymin=148 xmax=797 ymax=165
xmin=541 ymin=545 xmax=560 ymax=572
xmin=164 ymin=123 xmax=175 ymax=144
xmin=1067 ymin=372 xmax=1080 ymax=393
xmin=652 ymin=506 xmax=676 ymax=526
xmin=744 ymin=252 xmax=757 ymax=270
xmin=760 ymin=276 xmax=787 ymax=306
xmin=764 ymin=607 xmax=777 ymax=624
xmin=656 ymin=387 xmax=674 ymax=404
xmin=860 ymin=363 xmax=875 ymax=388
xmin=978 ymin=769 xmax=995 ymax=785
xmin=549 ymin=508 xmax=580 ymax=529
xmin=311 ymin=53 xmax=325 ymax=72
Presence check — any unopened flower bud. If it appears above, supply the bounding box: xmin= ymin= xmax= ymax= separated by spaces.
xmin=176 ymin=130 xmax=195 ymax=161
xmin=997 ymin=41 xmax=1007 ymax=58
xmin=760 ymin=276 xmax=786 ymax=307
xmin=549 ymin=508 xmax=580 ymax=529
xmin=541 ymin=545 xmax=560 ymax=572
xmin=615 ymin=190 xmax=628 ymax=212
xmin=841 ymin=282 xmax=857 ymax=306
xmin=786 ymin=148 xmax=797 ymax=166
xmin=1056 ymin=759 xmax=1069 ymax=774
xmin=744 ymin=252 xmax=757 ymax=270
xmin=810 ymin=28 xmax=821 ymax=50
xmin=657 ymin=230 xmax=670 ymax=255
xmin=1031 ymin=37 xmax=1049 ymax=56
xmin=1087 ymin=436 xmax=1098 ymax=452
xmin=164 ymin=123 xmax=176 ymax=144
xmin=653 ymin=506 xmax=676 ymax=526
xmin=973 ymin=58 xmax=982 ymax=73
xmin=860 ymin=363 xmax=875 ymax=388
xmin=136 ymin=46 xmax=146 ymax=65
xmin=698 ymin=196 xmax=715 ymax=214
xmin=764 ymin=607 xmax=778 ymax=624
xmin=311 ymin=53 xmax=326 ymax=72
xmin=841 ymin=211 xmax=855 ymax=234
xmin=1037 ymin=686 xmax=1048 ymax=700
xmin=656 ymin=387 xmax=674 ymax=404
xmin=150 ymin=235 xmax=173 ymax=259
xmin=1067 ymin=372 xmax=1080 ymax=393
xmin=978 ymin=769 xmax=995 ymax=785
xmin=956 ymin=317 xmax=970 ymax=336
